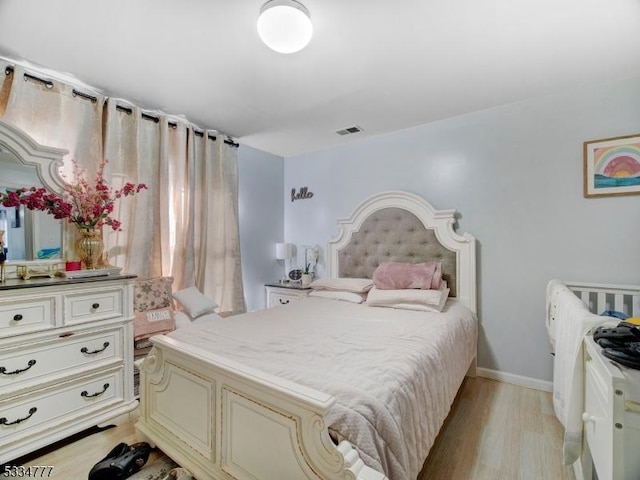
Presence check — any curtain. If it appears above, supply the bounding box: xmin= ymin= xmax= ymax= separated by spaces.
xmin=102 ymin=102 xmax=246 ymax=314
xmin=193 ymin=130 xmax=246 ymax=315
xmin=0 ymin=58 xmax=246 ymax=314
xmin=103 ymin=100 xmax=164 ymax=278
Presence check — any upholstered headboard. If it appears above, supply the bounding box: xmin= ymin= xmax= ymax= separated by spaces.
xmin=327 ymin=191 xmax=476 ymax=312
xmin=337 ymin=207 xmax=458 ymax=296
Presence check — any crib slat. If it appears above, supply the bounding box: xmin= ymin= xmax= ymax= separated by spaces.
xmin=580 ymin=291 xmax=590 ymax=308
xmin=614 ymin=294 xmax=625 ymax=315
xmin=597 ymin=292 xmax=607 ymax=314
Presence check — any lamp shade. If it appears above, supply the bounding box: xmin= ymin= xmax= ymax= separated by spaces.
xmin=275 ymin=242 xmax=294 ymax=260
xmin=257 ymin=0 xmax=313 ymax=54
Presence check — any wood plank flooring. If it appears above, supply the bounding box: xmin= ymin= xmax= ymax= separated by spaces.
xmin=8 ymin=377 xmax=575 ymax=480
xmin=418 ymin=377 xmax=575 ymax=480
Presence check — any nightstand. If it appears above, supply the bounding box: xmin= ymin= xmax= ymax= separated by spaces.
xmin=265 ymin=283 xmax=312 ymax=308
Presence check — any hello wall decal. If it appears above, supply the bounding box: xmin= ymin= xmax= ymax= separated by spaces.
xmin=291 ymin=187 xmax=314 ymax=202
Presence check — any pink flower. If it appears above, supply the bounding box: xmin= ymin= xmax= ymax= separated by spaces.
xmin=0 ymin=158 xmax=147 ymax=232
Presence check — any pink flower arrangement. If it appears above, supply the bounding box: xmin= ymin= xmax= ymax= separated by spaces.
xmin=0 ymin=159 xmax=147 ymax=231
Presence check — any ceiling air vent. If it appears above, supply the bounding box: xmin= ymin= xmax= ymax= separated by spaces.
xmin=335 ymin=125 xmax=363 ymax=136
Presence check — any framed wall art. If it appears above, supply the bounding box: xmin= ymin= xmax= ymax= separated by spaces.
xmin=583 ymin=133 xmax=640 ymax=198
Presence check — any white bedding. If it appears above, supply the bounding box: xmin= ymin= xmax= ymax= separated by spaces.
xmin=167 ymin=296 xmax=477 ymax=480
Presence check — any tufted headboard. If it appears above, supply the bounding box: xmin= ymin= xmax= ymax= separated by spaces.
xmin=327 ymin=191 xmax=477 ymax=312
xmin=337 ymin=207 xmax=457 ymax=296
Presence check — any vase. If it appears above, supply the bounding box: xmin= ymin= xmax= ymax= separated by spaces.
xmin=301 ymin=273 xmax=313 ymax=286
xmin=76 ymin=228 xmax=104 ymax=270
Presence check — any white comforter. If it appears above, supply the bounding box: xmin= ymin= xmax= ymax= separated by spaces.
xmin=168 ymin=297 xmax=477 ymax=480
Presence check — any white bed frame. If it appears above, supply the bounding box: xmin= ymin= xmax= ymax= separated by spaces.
xmin=135 ymin=191 xmax=477 ymax=480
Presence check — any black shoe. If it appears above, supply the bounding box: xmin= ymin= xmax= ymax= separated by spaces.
xmin=88 ymin=442 xmax=152 ymax=480
xmin=594 ymin=323 xmax=640 ymax=343
xmin=603 ymin=344 xmax=640 ymax=370
xmin=597 ymin=338 xmax=628 ymax=349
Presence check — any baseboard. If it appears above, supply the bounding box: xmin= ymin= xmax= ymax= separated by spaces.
xmin=477 ymin=367 xmax=553 ymax=392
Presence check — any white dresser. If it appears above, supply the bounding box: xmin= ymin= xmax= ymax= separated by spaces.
xmin=0 ymin=275 xmax=137 ymax=464
xmin=582 ymin=334 xmax=640 ymax=480
xmin=264 ymin=283 xmax=311 ymax=308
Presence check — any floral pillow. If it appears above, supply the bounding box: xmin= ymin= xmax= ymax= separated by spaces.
xmin=133 ymin=276 xmax=176 ymax=341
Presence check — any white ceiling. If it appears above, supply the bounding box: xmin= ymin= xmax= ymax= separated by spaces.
xmin=0 ymin=0 xmax=638 ymax=157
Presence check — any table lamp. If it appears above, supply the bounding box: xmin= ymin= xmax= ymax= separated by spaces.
xmin=275 ymin=242 xmax=294 ymax=283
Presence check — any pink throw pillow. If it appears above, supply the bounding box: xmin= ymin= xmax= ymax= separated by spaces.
xmin=373 ymin=261 xmax=442 ymax=290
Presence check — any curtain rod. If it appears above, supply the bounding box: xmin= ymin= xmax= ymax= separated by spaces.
xmin=115 ymin=104 xmax=238 ymax=147
xmin=4 ymin=65 xmax=239 ymax=148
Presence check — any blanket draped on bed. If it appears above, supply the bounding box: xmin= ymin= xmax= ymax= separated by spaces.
xmin=545 ymin=279 xmax=614 ymax=465
xmin=167 ymin=297 xmax=477 ymax=480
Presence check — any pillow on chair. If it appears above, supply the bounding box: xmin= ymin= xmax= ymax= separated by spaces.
xmin=133 ymin=276 xmax=176 ymax=341
xmin=173 ymin=286 xmax=218 ymax=319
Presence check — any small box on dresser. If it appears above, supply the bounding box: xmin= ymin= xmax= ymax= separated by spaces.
xmin=264 ymin=283 xmax=311 ymax=308
xmin=0 ymin=275 xmax=137 ymax=464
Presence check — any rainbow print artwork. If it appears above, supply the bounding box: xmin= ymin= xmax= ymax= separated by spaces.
xmin=593 ymin=142 xmax=640 ymax=188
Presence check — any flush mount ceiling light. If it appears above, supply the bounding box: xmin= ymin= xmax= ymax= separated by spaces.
xmin=257 ymin=0 xmax=313 ymax=54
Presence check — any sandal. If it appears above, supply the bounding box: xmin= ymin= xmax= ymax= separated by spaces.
xmin=593 ymin=323 xmax=640 ymax=343
xmin=88 ymin=442 xmax=152 ymax=480
xmin=603 ymin=344 xmax=640 ymax=370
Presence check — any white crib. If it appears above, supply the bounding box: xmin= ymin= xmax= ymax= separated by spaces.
xmin=550 ymin=280 xmax=640 ymax=480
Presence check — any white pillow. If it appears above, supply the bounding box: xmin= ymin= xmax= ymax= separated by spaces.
xmin=365 ymin=284 xmax=450 ymax=312
xmin=173 ymin=286 xmax=218 ymax=319
xmin=309 ymin=290 xmax=367 ymax=304
xmin=309 ymin=277 xmax=374 ymax=293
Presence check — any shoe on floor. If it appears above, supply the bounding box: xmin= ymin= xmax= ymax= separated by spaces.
xmin=88 ymin=442 xmax=152 ymax=480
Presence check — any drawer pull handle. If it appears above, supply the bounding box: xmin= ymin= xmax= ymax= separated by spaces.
xmin=81 ymin=383 xmax=110 ymax=398
xmin=0 ymin=359 xmax=36 ymax=376
xmin=279 ymin=298 xmax=290 ymax=305
xmin=81 ymin=342 xmax=110 ymax=355
xmin=91 ymin=303 xmax=100 ymax=310
xmin=0 ymin=407 xmax=37 ymax=426
xmin=12 ymin=314 xmax=23 ymax=322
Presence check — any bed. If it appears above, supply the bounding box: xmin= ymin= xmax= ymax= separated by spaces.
xmin=135 ymin=190 xmax=478 ymax=480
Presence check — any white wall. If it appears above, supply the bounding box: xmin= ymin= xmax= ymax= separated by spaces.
xmin=283 ymin=77 xmax=640 ymax=383
xmin=238 ymin=145 xmax=285 ymax=312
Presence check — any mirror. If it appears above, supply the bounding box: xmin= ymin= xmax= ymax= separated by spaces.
xmin=0 ymin=120 xmax=68 ymax=263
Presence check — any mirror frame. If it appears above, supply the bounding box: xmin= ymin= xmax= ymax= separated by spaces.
xmin=0 ymin=119 xmax=68 ymax=193
xmin=0 ymin=119 xmax=69 ymax=269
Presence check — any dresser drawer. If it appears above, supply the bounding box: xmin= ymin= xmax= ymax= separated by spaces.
xmin=584 ymin=358 xmax=614 ymax=478
xmin=64 ymin=287 xmax=124 ymax=325
xmin=268 ymin=292 xmax=301 ymax=307
xmin=0 ymin=327 xmax=123 ymax=394
xmin=0 ymin=369 xmax=123 ymax=442
xmin=0 ymin=296 xmax=56 ymax=337
xmin=265 ymin=285 xmax=311 ymax=308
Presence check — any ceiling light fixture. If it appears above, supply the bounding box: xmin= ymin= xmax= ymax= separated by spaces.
xmin=257 ymin=0 xmax=313 ymax=54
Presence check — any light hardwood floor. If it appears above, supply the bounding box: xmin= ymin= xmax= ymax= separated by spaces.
xmin=8 ymin=377 xmax=575 ymax=480
xmin=419 ymin=377 xmax=575 ymax=480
